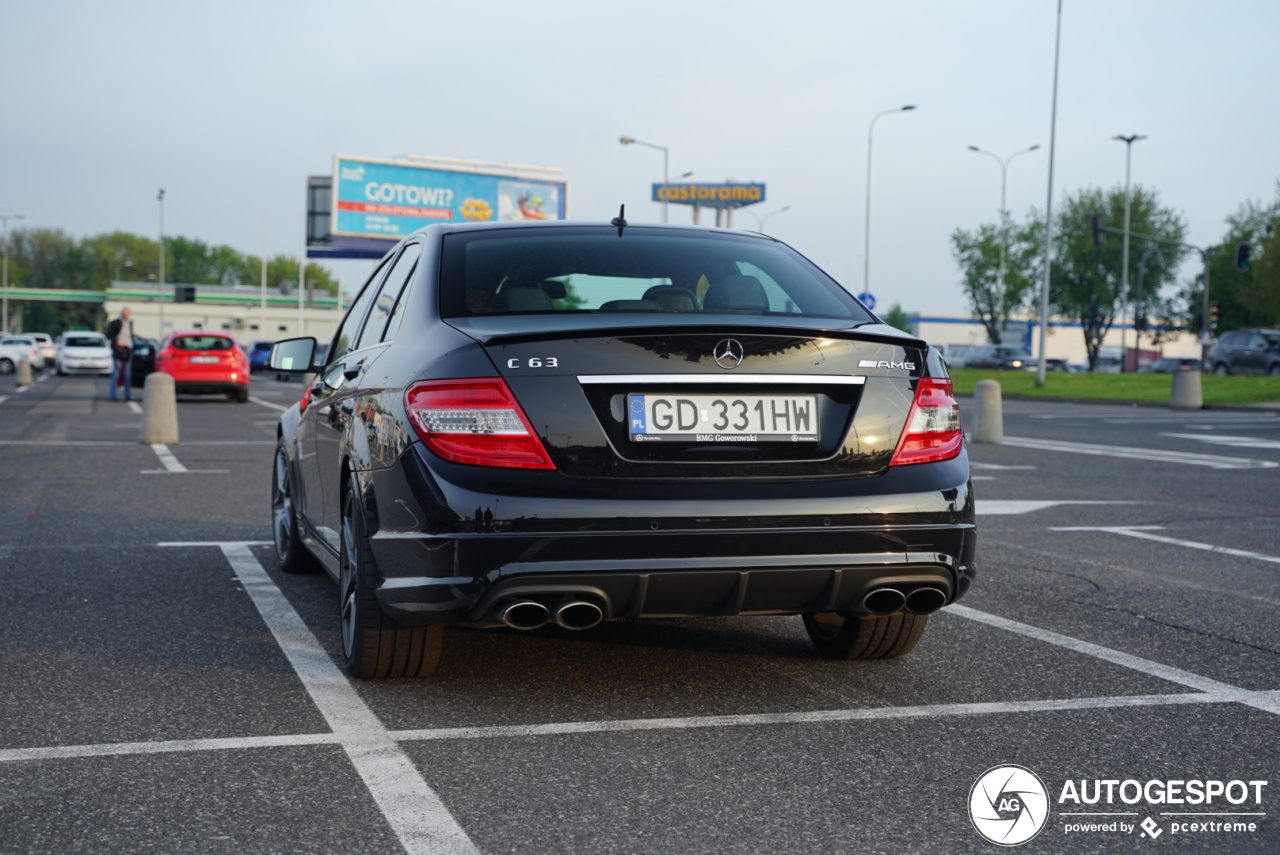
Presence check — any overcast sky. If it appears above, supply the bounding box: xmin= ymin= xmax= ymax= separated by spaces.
xmin=3 ymin=0 xmax=1277 ymax=315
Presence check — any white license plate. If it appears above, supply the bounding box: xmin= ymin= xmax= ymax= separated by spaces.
xmin=628 ymin=394 xmax=818 ymax=442
xmin=190 ymin=356 xmax=218 ymax=364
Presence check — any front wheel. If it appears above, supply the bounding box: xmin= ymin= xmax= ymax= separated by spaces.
xmin=272 ymin=445 xmax=319 ymax=574
xmin=802 ymin=611 xmax=927 ymax=660
xmin=340 ymin=484 xmax=444 ymax=678
xmin=1214 ymin=363 xmax=1231 ymax=376
xmin=0 ymin=358 xmax=13 ymax=375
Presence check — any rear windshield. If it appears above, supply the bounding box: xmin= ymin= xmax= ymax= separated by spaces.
xmin=439 ymin=227 xmax=874 ymax=322
xmin=172 ymin=336 xmax=234 ymax=351
xmin=64 ymin=335 xmax=106 ymax=347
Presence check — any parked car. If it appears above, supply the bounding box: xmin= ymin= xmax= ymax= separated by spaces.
xmin=156 ymin=332 xmax=250 ymax=401
xmin=942 ymin=344 xmax=986 ymax=369
xmin=268 ymin=220 xmax=976 ymax=678
xmin=0 ymin=336 xmax=44 ymax=374
xmin=55 ymin=333 xmax=113 ymax=376
xmin=1140 ymin=357 xmax=1200 ymax=374
xmin=1206 ymin=329 xmax=1280 ymax=376
xmin=963 ymin=345 xmax=1031 ymax=370
xmin=248 ymin=340 xmax=275 ymax=373
xmin=26 ymin=333 xmax=57 ymax=367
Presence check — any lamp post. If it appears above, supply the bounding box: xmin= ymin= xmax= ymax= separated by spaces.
xmin=966 ymin=144 xmax=1040 ymax=340
xmin=1 ymin=213 xmax=25 ymax=333
xmin=619 ymin=136 xmax=669 ymax=223
xmin=863 ymin=105 xmax=916 ymax=299
xmin=1114 ymin=133 xmax=1147 ymax=371
xmin=741 ymin=205 xmax=791 ymax=234
xmin=1035 ymin=0 xmax=1063 ymax=387
xmin=157 ymin=189 xmax=166 ymax=337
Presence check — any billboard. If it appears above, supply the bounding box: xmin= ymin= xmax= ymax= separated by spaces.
xmin=332 ymin=156 xmax=568 ymax=241
xmin=652 ymin=182 xmax=766 ymax=209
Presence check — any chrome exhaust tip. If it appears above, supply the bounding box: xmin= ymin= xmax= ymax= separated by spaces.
xmin=554 ymin=600 xmax=604 ymax=631
xmin=904 ymin=587 xmax=947 ymax=615
xmin=500 ymin=600 xmax=551 ymax=631
xmin=861 ymin=587 xmax=907 ymax=616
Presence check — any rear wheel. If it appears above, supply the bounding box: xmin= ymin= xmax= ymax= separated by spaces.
xmin=1214 ymin=363 xmax=1231 ymax=376
xmin=340 ymin=483 xmax=444 ymax=678
xmin=0 ymin=358 xmax=13 ymax=375
xmin=802 ymin=611 xmax=927 ymax=660
xmin=1269 ymin=364 xmax=1280 ymax=377
xmin=234 ymin=387 xmax=249 ymax=403
xmin=271 ymin=445 xmax=318 ymax=574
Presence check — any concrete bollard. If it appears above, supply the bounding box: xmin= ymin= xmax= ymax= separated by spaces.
xmin=971 ymin=379 xmax=1004 ymax=443
xmin=141 ymin=371 xmax=180 ymax=444
xmin=1169 ymin=370 xmax=1203 ymax=410
xmin=15 ymin=357 xmax=33 ymax=388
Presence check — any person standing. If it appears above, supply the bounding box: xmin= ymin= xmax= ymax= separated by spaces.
xmin=105 ymin=306 xmax=134 ymax=401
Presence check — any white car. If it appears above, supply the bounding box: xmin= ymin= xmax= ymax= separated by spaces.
xmin=27 ymin=332 xmax=57 ymax=367
xmin=0 ymin=336 xmax=43 ymax=374
xmin=56 ymin=333 xmax=113 ymax=376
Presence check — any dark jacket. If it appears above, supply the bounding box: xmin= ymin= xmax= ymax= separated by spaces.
xmin=105 ymin=317 xmax=133 ymax=359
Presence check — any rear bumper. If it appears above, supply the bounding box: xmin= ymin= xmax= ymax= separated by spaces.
xmin=362 ymin=443 xmax=977 ymax=626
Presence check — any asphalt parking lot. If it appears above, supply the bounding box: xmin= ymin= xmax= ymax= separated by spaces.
xmin=1 ymin=369 xmax=1277 ymax=854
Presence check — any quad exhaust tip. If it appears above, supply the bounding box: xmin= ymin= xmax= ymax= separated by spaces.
xmin=861 ymin=587 xmax=907 ymax=616
xmin=500 ymin=601 xmax=550 ymax=631
xmin=554 ymin=600 xmax=604 ymax=631
xmin=904 ymin=586 xmax=947 ymax=615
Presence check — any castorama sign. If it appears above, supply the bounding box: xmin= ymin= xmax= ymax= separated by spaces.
xmin=332 ymin=156 xmax=568 ymax=241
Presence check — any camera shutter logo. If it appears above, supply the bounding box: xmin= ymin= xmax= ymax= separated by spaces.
xmin=969 ymin=765 xmax=1050 ymax=846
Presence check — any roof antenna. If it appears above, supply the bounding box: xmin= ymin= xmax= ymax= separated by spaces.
xmin=611 ymin=204 xmax=627 ymax=236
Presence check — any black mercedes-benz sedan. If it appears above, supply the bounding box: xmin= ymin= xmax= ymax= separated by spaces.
xmin=269 ymin=220 xmax=976 ymax=678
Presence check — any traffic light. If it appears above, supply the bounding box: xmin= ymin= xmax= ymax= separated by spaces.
xmin=1235 ymin=242 xmax=1251 ymax=271
xmin=1090 ymin=215 xmax=1106 ymax=247
xmin=1209 ymin=301 xmax=1221 ymax=330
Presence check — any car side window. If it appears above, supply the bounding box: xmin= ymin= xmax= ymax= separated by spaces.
xmin=1248 ymin=334 xmax=1266 ymax=349
xmin=328 ymin=257 xmax=392 ymax=366
xmin=357 ymin=243 xmax=422 ymax=349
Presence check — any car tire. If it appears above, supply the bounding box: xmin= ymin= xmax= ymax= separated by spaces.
xmin=0 ymin=358 xmax=13 ymax=375
xmin=1269 ymin=364 xmax=1280 ymax=377
xmin=340 ymin=483 xmax=444 ymax=679
xmin=1214 ymin=363 xmax=1231 ymax=376
xmin=272 ymin=445 xmax=319 ymax=575
xmin=802 ymin=611 xmax=927 ymax=660
xmin=56 ymin=364 xmax=66 ymax=376
xmin=235 ymin=387 xmax=249 ymax=403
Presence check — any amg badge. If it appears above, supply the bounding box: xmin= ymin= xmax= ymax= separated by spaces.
xmin=858 ymin=360 xmax=916 ymax=370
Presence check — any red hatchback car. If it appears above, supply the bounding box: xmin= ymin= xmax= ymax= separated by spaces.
xmin=157 ymin=332 xmax=250 ymax=402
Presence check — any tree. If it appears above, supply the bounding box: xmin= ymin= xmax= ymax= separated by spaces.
xmin=951 ymin=213 xmax=1043 ymax=344
xmin=1051 ymin=186 xmax=1185 ymax=371
xmin=1188 ymin=186 xmax=1280 ymax=331
xmin=881 ymin=302 xmax=913 ymax=334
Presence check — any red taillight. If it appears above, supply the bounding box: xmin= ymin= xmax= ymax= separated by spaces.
xmin=889 ymin=378 xmax=964 ymax=466
xmin=405 ymin=378 xmax=555 ymax=470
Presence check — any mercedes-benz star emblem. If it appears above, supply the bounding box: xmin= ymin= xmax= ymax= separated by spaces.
xmin=713 ymin=339 xmax=744 ymax=370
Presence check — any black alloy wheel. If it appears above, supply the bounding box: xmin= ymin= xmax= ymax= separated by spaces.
xmin=339 ymin=483 xmax=444 ymax=679
xmin=802 ymin=611 xmax=927 ymax=660
xmin=271 ymin=445 xmax=317 ymax=574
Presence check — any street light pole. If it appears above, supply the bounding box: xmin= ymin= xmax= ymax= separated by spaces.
xmin=1036 ymin=0 xmax=1063 ymax=387
xmin=1 ymin=213 xmax=25 ymax=333
xmin=741 ymin=205 xmax=791 ymax=234
xmin=1114 ymin=133 xmax=1147 ymax=371
xmin=863 ymin=105 xmax=916 ymax=300
xmin=967 ymin=145 xmax=1041 ymax=341
xmin=157 ymin=189 xmax=166 ymax=338
xmin=619 ymin=137 xmax=670 ymax=223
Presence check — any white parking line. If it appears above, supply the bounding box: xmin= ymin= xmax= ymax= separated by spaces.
xmin=1002 ymin=435 xmax=1279 ymax=469
xmin=127 ymin=401 xmax=142 ymax=415
xmin=210 ymin=542 xmax=479 ymax=855
xmin=141 ymin=443 xmax=229 ymax=475
xmin=979 ymin=500 xmax=1138 ymax=515
xmin=1050 ymin=525 xmax=1280 ymax=566
xmin=0 ymin=396 xmax=7 ymax=404
xmin=1160 ymin=432 xmax=1280 ymax=450
xmin=250 ymin=395 xmax=288 ymax=412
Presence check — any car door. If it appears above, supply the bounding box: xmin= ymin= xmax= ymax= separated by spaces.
xmin=300 ymin=257 xmax=392 ymax=552
xmin=1240 ymin=333 xmax=1268 ymax=374
xmin=313 ymin=241 xmax=424 ymax=547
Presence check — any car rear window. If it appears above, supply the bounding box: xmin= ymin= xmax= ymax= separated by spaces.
xmin=64 ymin=335 xmax=107 ymax=347
xmin=439 ymin=226 xmax=874 ymax=323
xmin=172 ymin=336 xmax=234 ymax=351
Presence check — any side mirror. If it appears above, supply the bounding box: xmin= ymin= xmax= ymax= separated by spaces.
xmin=270 ymin=337 xmax=317 ymax=372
